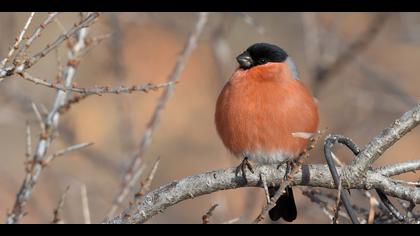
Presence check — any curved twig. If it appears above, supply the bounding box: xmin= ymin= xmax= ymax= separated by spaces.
xmin=324 ymin=135 xmax=360 ymax=224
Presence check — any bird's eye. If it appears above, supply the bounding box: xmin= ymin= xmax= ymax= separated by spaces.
xmin=259 ymin=58 xmax=267 ymax=64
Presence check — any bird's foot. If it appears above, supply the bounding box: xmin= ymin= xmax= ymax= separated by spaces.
xmin=235 ymin=157 xmax=255 ymax=183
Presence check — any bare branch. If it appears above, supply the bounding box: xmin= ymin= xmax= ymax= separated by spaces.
xmin=5 ymin=13 xmax=97 ymax=224
xmin=253 ymin=131 xmax=321 ymax=223
xmin=202 ymin=204 xmax=218 ymax=224
xmin=0 ymin=12 xmax=35 ymax=67
xmin=21 ymin=13 xmax=59 ymax=55
xmin=375 ymin=160 xmax=420 ymax=177
xmin=104 ymin=163 xmax=420 ymax=224
xmin=138 ymin=158 xmax=160 ymax=197
xmin=235 ymin=13 xmax=265 ymax=35
xmin=105 ymin=104 xmax=420 ymax=224
xmin=324 ymin=135 xmax=361 ymax=224
xmin=300 ymin=188 xmax=335 ymax=222
xmin=0 ymin=12 xmax=99 ymax=79
xmin=51 ymin=186 xmax=70 ymax=224
xmin=349 ymin=104 xmax=420 ymax=178
xmin=107 ymin=12 xmax=209 ymax=218
xmin=80 ymin=184 xmax=91 ymax=224
xmin=43 ymin=142 xmax=94 ymax=165
xmin=18 ymin=71 xmax=175 ymax=96
xmin=313 ymin=13 xmax=391 ymax=95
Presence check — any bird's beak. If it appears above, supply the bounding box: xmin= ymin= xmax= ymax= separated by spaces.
xmin=236 ymin=52 xmax=253 ymax=69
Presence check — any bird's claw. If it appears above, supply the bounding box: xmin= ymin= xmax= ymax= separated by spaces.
xmin=236 ymin=157 xmax=254 ymax=183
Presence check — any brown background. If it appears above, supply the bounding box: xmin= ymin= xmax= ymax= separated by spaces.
xmin=0 ymin=12 xmax=419 ymax=224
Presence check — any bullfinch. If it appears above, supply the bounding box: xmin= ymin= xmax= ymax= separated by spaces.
xmin=215 ymin=43 xmax=319 ymax=222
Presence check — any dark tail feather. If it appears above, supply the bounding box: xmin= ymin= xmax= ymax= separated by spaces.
xmin=268 ymin=186 xmax=297 ymax=222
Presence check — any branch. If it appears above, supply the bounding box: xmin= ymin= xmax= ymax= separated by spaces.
xmin=202 ymin=204 xmax=218 ymax=224
xmin=105 ymin=162 xmax=420 ymax=224
xmin=80 ymin=184 xmax=91 ymax=224
xmin=5 ymin=13 xmax=97 ymax=224
xmin=349 ymin=104 xmax=420 ymax=178
xmin=312 ymin=13 xmax=391 ymax=95
xmin=375 ymin=160 xmax=420 ymax=177
xmin=324 ymin=135 xmax=360 ymax=224
xmin=18 ymin=71 xmax=175 ymax=96
xmin=106 ymin=104 xmax=420 ymax=224
xmin=0 ymin=12 xmax=99 ymax=79
xmin=51 ymin=186 xmax=70 ymax=224
xmin=253 ymin=131 xmax=321 ymax=223
xmin=106 ymin=12 xmax=209 ymax=218
xmin=0 ymin=12 xmax=35 ymax=67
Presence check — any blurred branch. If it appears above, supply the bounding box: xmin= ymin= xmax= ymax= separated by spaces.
xmin=311 ymin=13 xmax=391 ymax=95
xmin=355 ymin=57 xmax=417 ymax=108
xmin=5 ymin=13 xmax=96 ymax=224
xmin=80 ymin=184 xmax=91 ymax=224
xmin=301 ymin=12 xmax=322 ymax=74
xmin=202 ymin=204 xmax=218 ymax=224
xmin=0 ymin=12 xmax=99 ymax=79
xmin=300 ymin=188 xmax=335 ymax=222
xmin=0 ymin=12 xmax=35 ymax=67
xmin=235 ymin=13 xmax=265 ymax=35
xmin=106 ymin=104 xmax=420 ymax=224
xmin=106 ymin=12 xmax=209 ymax=218
xmin=42 ymin=142 xmax=93 ymax=165
xmin=51 ymin=186 xmax=70 ymax=224
xmin=105 ymin=13 xmax=136 ymax=153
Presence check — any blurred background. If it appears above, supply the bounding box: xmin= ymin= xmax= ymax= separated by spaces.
xmin=0 ymin=12 xmax=419 ymax=224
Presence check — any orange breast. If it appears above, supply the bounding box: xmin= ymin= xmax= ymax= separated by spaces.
xmin=215 ymin=62 xmax=319 ymax=161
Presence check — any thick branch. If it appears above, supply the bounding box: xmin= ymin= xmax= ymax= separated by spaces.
xmin=105 ymin=163 xmax=420 ymax=224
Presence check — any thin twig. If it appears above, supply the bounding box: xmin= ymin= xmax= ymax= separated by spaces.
xmin=137 ymin=158 xmax=160 ymax=197
xmin=0 ymin=12 xmax=35 ymax=67
xmin=43 ymin=142 xmax=94 ymax=165
xmin=121 ymin=158 xmax=161 ymax=220
xmin=253 ymin=131 xmax=321 ymax=224
xmin=324 ymin=135 xmax=361 ymax=224
xmin=0 ymin=13 xmax=99 ymax=79
xmin=80 ymin=184 xmax=91 ymax=224
xmin=300 ymin=188 xmax=335 ymax=222
xmin=31 ymin=102 xmax=45 ymax=133
xmin=223 ymin=217 xmax=240 ymax=224
xmin=107 ymin=12 xmax=208 ymax=218
xmin=5 ymin=13 xmax=96 ymax=224
xmin=367 ymin=192 xmax=378 ymax=224
xmin=235 ymin=12 xmax=265 ymax=35
xmin=202 ymin=204 xmax=218 ymax=224
xmin=20 ymin=13 xmax=59 ymax=56
xmin=51 ymin=186 xmax=70 ymax=224
xmin=313 ymin=13 xmax=391 ymax=95
xmin=18 ymin=71 xmax=175 ymax=96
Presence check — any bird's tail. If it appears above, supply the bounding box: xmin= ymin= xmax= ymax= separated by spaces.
xmin=268 ymin=186 xmax=297 ymax=222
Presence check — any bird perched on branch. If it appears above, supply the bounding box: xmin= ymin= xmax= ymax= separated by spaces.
xmin=215 ymin=43 xmax=319 ymax=222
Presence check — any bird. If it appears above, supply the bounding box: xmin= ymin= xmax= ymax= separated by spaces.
xmin=214 ymin=43 xmax=319 ymax=222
